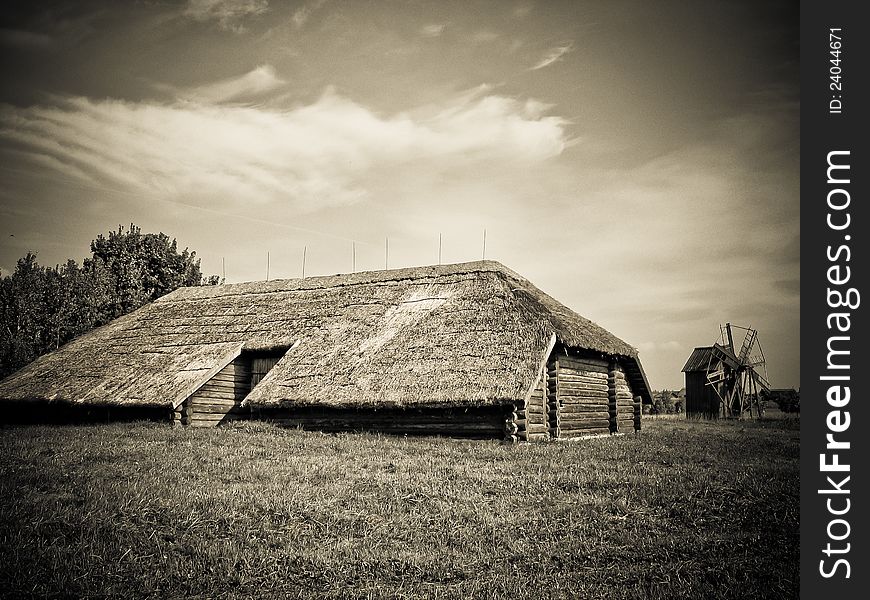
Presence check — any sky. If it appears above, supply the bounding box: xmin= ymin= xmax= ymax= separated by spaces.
xmin=0 ymin=0 xmax=799 ymax=390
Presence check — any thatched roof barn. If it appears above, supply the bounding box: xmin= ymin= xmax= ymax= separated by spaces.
xmin=0 ymin=261 xmax=651 ymax=439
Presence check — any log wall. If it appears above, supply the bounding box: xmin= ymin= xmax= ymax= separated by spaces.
xmin=553 ymin=355 xmax=611 ymax=438
xmin=175 ymin=357 xmax=251 ymax=428
xmin=608 ymin=362 xmax=636 ymax=433
xmin=514 ymin=369 xmax=549 ymax=442
xmin=254 ymin=405 xmax=510 ymax=438
xmin=544 ymin=353 xmax=642 ymax=438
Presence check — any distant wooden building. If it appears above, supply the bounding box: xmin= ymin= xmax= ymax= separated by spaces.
xmin=0 ymin=261 xmax=652 ymax=440
xmin=681 ymin=344 xmax=742 ymax=418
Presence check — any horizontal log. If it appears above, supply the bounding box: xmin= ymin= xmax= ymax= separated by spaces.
xmin=558 ymin=404 xmax=612 ymax=414
xmin=524 ymin=403 xmax=545 ymax=414
xmin=190 ymin=412 xmax=248 ymax=423
xmin=560 ymin=395 xmax=608 ymax=405
xmin=190 ymin=404 xmax=248 ymax=415
xmin=559 ymin=376 xmax=608 ymax=387
xmin=526 ymin=423 xmax=548 ymax=435
xmin=559 ymin=410 xmax=611 ymax=420
xmin=558 ymin=373 xmax=608 ymax=384
xmin=526 ymin=432 xmax=549 ymax=442
xmin=191 ymin=391 xmax=248 ymax=403
xmin=559 ymin=427 xmax=611 ymax=438
xmin=559 ymin=381 xmax=608 ymax=392
xmin=213 ymin=369 xmax=250 ymax=379
xmin=557 ymin=355 xmax=610 ymax=369
xmin=257 ymin=411 xmax=508 ymax=427
xmin=562 ymin=411 xmax=611 ymax=422
xmin=198 ymin=381 xmax=248 ymax=392
xmin=190 ymin=396 xmax=241 ymax=407
xmin=207 ymin=377 xmax=251 ymax=387
xmin=560 ymin=417 xmax=611 ymax=428
xmin=557 ymin=367 xmax=609 ymax=379
xmin=265 ymin=420 xmax=503 ymax=433
xmin=559 ymin=392 xmax=609 ymax=403
xmin=519 ymin=413 xmax=547 ymax=426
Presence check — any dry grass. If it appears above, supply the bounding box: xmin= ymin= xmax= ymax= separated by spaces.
xmin=0 ymin=418 xmax=798 ymax=599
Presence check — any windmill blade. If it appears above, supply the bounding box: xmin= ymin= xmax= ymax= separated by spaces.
xmin=737 ymin=328 xmax=758 ymax=364
xmin=749 ymin=368 xmax=770 ymax=392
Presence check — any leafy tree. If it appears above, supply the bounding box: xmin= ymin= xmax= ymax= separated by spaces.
xmin=0 ymin=225 xmax=217 ymax=378
xmin=652 ymin=389 xmax=676 ymax=414
xmin=86 ymin=224 xmax=208 ymax=323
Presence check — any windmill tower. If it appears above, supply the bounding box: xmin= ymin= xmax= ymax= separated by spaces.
xmin=682 ymin=323 xmax=771 ymax=419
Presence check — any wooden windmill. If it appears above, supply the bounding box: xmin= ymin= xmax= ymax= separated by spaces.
xmin=705 ymin=323 xmax=770 ymax=418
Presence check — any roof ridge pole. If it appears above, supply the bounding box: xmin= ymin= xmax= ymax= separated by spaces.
xmin=352 ymin=241 xmax=356 ymax=273
xmin=266 ymin=251 xmax=270 ymax=281
xmin=438 ymin=233 xmax=442 ymax=265
xmin=385 ymin=237 xmax=389 ymax=270
xmin=302 ymin=246 xmax=306 ymax=278
xmin=482 ymin=228 xmax=486 ymax=260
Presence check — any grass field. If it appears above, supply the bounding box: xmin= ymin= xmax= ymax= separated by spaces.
xmin=0 ymin=418 xmax=798 ymax=599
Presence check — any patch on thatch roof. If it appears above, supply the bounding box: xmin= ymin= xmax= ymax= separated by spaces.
xmin=0 ymin=261 xmax=647 ymax=409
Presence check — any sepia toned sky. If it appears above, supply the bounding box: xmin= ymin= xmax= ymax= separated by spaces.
xmin=0 ymin=0 xmax=799 ymax=390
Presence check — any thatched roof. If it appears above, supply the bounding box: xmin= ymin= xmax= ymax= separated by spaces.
xmin=0 ymin=261 xmax=651 ymax=409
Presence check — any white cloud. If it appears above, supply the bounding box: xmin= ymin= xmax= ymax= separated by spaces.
xmin=180 ymin=65 xmax=287 ymax=104
xmin=184 ymin=0 xmax=269 ymax=31
xmin=0 ymin=88 xmax=567 ymax=214
xmin=420 ymin=23 xmax=446 ymax=37
xmin=530 ymin=43 xmax=573 ymax=70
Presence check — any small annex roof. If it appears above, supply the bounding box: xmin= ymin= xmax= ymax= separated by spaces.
xmin=681 ymin=343 xmax=741 ymax=373
xmin=0 ymin=261 xmax=652 ymax=409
